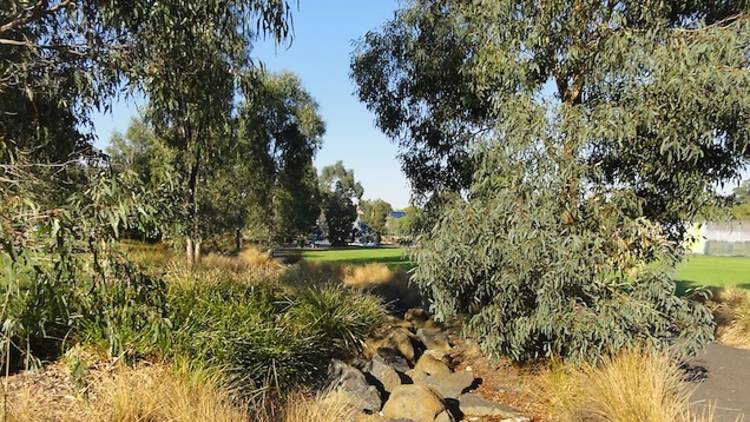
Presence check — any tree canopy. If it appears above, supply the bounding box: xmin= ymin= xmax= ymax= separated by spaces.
xmin=319 ymin=161 xmax=363 ymax=246
xmin=353 ymin=1 xmax=750 ymax=238
xmin=108 ymin=71 xmax=325 ymax=247
xmin=360 ymin=199 xmax=393 ymax=236
xmin=356 ymin=0 xmax=750 ymax=363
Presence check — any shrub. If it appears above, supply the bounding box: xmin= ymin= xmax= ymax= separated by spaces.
xmin=0 ymin=254 xmax=170 ymax=369
xmin=167 ymin=273 xmax=385 ymax=392
xmin=412 ymin=144 xmax=714 ymax=364
xmin=284 ymin=286 xmax=386 ymax=356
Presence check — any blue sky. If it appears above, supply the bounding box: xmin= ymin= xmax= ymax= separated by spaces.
xmin=91 ymin=0 xmax=411 ymax=209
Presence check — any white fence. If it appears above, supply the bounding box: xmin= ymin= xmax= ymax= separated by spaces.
xmin=689 ymin=221 xmax=750 ymax=257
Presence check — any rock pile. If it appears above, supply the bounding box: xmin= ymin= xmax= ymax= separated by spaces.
xmin=323 ymin=309 xmax=529 ymax=422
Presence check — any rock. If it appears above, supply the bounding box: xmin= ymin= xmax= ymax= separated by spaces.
xmin=364 ymin=328 xmax=420 ymax=364
xmin=376 ymin=347 xmax=411 ymax=373
xmin=415 ymin=370 xmax=476 ymax=399
xmin=325 ymin=360 xmax=381 ymax=412
xmin=435 ymin=409 xmax=456 ymax=422
xmin=414 ymin=354 xmax=451 ymax=376
xmin=404 ymin=308 xmax=442 ymax=330
xmin=381 ymin=384 xmax=446 ymax=422
xmin=458 ymin=393 xmax=523 ymax=418
xmin=388 ymin=328 xmax=418 ymax=362
xmin=416 ymin=328 xmax=451 ymax=354
xmin=404 ymin=307 xmax=431 ymax=324
xmin=406 ymin=368 xmax=429 ymax=384
xmin=364 ymin=354 xmax=403 ymax=393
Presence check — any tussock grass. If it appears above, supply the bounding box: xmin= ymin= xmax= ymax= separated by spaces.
xmin=711 ymin=287 xmax=750 ymax=349
xmin=2 ymin=363 xmax=247 ymax=422
xmin=253 ymin=390 xmax=363 ymax=422
xmin=343 ymin=262 xmax=401 ymax=287
xmin=200 ymin=246 xmax=282 ymax=274
xmin=530 ymin=349 xmax=713 ymax=422
xmin=90 ymin=363 xmax=247 ymax=422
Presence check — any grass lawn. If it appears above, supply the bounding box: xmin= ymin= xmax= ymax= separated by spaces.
xmin=298 ymin=247 xmax=750 ymax=291
xmin=298 ymin=247 xmax=411 ymax=270
xmin=675 ymin=255 xmax=750 ymax=291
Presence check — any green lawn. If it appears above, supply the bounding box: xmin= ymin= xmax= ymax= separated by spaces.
xmin=675 ymin=255 xmax=750 ymax=291
xmin=298 ymin=247 xmax=411 ymax=270
xmin=297 ymin=248 xmax=750 ymax=291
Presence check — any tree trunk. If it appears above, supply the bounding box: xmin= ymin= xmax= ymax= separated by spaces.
xmin=185 ymin=237 xmax=193 ymax=266
xmin=186 ymin=126 xmax=201 ymax=266
xmin=235 ymin=228 xmax=242 ymax=251
xmin=557 ymin=73 xmax=583 ymax=225
xmin=193 ymin=239 xmax=201 ymax=263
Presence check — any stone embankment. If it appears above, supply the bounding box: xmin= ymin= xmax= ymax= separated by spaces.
xmin=324 ymin=309 xmax=529 ymax=422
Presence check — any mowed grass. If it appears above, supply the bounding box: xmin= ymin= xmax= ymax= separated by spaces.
xmin=299 ymin=247 xmax=411 ymax=270
xmin=299 ymin=248 xmax=750 ymax=291
xmin=675 ymin=255 xmax=750 ymax=291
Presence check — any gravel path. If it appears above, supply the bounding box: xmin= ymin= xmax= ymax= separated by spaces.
xmin=689 ymin=343 xmax=750 ymax=421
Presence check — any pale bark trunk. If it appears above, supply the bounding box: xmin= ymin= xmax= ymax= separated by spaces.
xmin=186 ymin=237 xmax=193 ymax=266
xmin=193 ymin=240 xmax=201 ymax=264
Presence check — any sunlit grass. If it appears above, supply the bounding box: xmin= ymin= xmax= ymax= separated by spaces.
xmin=675 ymin=255 xmax=750 ymax=291
xmin=298 ymin=247 xmax=411 ymax=270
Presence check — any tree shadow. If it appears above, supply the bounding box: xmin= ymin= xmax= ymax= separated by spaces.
xmin=674 ymin=279 xmax=750 ymax=297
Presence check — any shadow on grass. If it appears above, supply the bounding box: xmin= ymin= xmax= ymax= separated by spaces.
xmin=675 ymin=279 xmax=750 ymax=296
xmin=322 ymin=255 xmax=413 ymax=270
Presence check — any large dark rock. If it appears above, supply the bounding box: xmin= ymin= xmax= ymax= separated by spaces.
xmin=376 ymin=347 xmax=411 ymax=373
xmin=324 ymin=359 xmax=381 ymax=412
xmin=364 ymin=354 xmax=403 ymax=394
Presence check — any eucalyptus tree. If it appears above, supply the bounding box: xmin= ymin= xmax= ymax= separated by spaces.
xmin=360 ymin=199 xmax=393 ymax=236
xmin=230 ymin=71 xmax=325 ymax=245
xmin=355 ymin=0 xmax=750 ymax=362
xmin=352 ymin=0 xmax=750 ymax=238
xmin=0 ymin=0 xmax=294 ymax=363
xmin=319 ymin=161 xmax=364 ymax=246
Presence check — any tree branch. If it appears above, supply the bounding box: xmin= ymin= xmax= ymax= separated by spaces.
xmin=0 ymin=0 xmax=75 ymax=36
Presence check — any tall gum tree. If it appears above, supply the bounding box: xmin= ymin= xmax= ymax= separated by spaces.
xmin=353 ymin=0 xmax=750 ymax=240
xmin=354 ymin=0 xmax=750 ymax=362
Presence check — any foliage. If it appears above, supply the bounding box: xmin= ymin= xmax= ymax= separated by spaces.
xmin=109 ymin=72 xmax=325 ymax=248
xmin=319 ymin=162 xmax=363 ymax=246
xmin=0 ymin=167 xmax=170 ymax=368
xmin=364 ymin=0 xmax=749 ymax=363
xmin=360 ymin=199 xmax=393 ymax=236
xmin=353 ymin=1 xmax=750 ymax=242
xmin=239 ymin=72 xmax=325 ymax=244
xmin=1 ymin=0 xmax=296 ymax=366
xmin=165 ymin=270 xmax=385 ymax=392
xmin=412 ymin=144 xmax=715 ymax=363
xmin=730 ymin=180 xmax=750 ymax=219
xmin=322 ymin=194 xmax=357 ymax=246
xmin=387 ymin=206 xmax=421 ymax=237
xmin=351 ymin=3 xmax=488 ymax=197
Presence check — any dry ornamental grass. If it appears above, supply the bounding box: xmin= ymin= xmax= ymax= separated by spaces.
xmin=530 ymin=349 xmax=715 ymax=422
